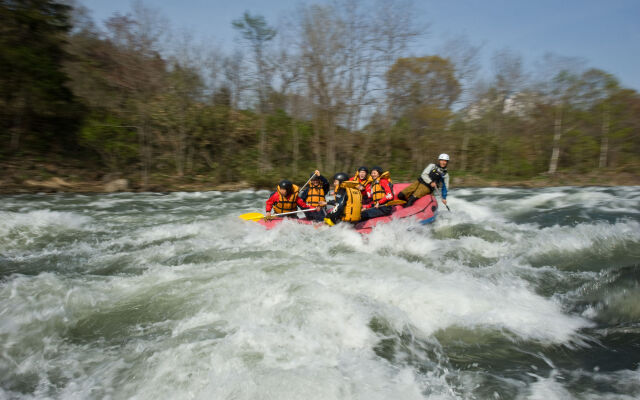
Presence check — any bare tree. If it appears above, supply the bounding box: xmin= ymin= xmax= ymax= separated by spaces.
xmin=545 ymin=70 xmax=579 ymax=174
xmin=289 ymin=0 xmax=421 ymax=172
xmin=438 ymin=35 xmax=482 ymax=172
xmin=232 ymin=11 xmax=276 ymax=172
xmin=222 ymin=50 xmax=248 ymax=110
xmin=273 ymin=32 xmax=305 ymax=175
xmin=96 ymin=2 xmax=168 ymax=187
xmin=578 ymin=68 xmax=619 ymax=168
xmin=368 ymin=0 xmax=424 ymax=166
xmin=488 ymin=48 xmax=526 ymax=172
xmin=533 ymin=54 xmax=585 ymax=175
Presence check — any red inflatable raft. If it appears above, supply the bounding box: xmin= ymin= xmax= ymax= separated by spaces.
xmin=257 ymin=183 xmax=438 ymax=234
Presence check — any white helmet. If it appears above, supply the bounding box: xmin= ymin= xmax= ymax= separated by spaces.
xmin=438 ymin=153 xmax=450 ymax=161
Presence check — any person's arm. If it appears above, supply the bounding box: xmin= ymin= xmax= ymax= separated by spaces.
xmin=265 ymin=192 xmax=278 ymax=213
xmin=361 ymin=182 xmax=372 ymax=204
xmin=420 ymin=163 xmax=436 ymax=184
xmin=296 ymin=196 xmax=313 ymax=209
xmin=320 ymin=176 xmax=330 ymax=193
xmin=441 ymin=175 xmax=450 ymax=200
xmin=361 ymin=184 xmax=372 ymax=209
xmin=299 ymin=187 xmax=309 ymax=201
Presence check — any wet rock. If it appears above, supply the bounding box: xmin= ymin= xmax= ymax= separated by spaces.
xmin=104 ymin=179 xmax=129 ymax=192
xmin=24 ymin=177 xmax=73 ymax=191
xmin=51 ymin=177 xmax=73 ymax=187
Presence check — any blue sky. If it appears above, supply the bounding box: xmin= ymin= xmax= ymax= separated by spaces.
xmin=79 ymin=0 xmax=640 ymax=90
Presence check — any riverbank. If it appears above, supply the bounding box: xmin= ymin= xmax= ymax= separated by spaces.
xmin=1 ymin=158 xmax=639 ymax=194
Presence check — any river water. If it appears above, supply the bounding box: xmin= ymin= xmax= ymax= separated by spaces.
xmin=1 ymin=186 xmax=639 ymax=399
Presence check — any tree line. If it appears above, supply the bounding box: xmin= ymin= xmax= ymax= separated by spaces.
xmin=1 ymin=0 xmax=639 ymax=189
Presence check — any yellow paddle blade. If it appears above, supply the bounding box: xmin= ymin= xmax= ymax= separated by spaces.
xmin=238 ymin=212 xmax=266 ymax=221
xmin=386 ymin=199 xmax=406 ymax=206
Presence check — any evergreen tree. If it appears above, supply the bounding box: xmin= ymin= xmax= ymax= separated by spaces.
xmin=0 ymin=0 xmax=82 ymax=154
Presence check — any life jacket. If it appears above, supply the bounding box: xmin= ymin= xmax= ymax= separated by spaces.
xmin=305 ymin=184 xmax=326 ymax=207
xmin=339 ymin=181 xmax=362 ymax=222
xmin=370 ymin=171 xmax=394 ymax=203
xmin=428 ymin=166 xmax=448 ymax=184
xmin=351 ymin=172 xmax=372 ymax=189
xmin=273 ymin=184 xmax=300 ymax=214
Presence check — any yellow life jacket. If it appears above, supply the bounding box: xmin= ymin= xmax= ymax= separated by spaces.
xmin=339 ymin=181 xmax=362 ymax=222
xmin=370 ymin=171 xmax=393 ymax=203
xmin=305 ymin=184 xmax=326 ymax=207
xmin=273 ymin=184 xmax=300 ymax=214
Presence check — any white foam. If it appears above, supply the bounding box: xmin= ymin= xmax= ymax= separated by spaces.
xmin=521 ymin=371 xmax=573 ymax=400
xmin=1 ymin=187 xmax=639 ymax=399
xmin=0 ymin=210 xmax=91 ymax=236
xmin=517 ymin=220 xmax=640 ymax=261
xmin=437 ymin=197 xmax=499 ymax=222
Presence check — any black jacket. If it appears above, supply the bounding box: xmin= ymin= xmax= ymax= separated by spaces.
xmin=326 ymin=187 xmax=347 ymax=223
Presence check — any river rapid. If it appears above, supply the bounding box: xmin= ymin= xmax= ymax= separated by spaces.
xmin=1 ymin=186 xmax=639 ymax=399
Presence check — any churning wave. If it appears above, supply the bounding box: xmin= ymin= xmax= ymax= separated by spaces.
xmin=1 ymin=187 xmax=639 ymax=399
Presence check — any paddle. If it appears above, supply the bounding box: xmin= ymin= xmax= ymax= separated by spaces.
xmin=299 ymin=170 xmax=319 ymax=192
xmin=433 ymin=186 xmax=451 ymax=211
xmin=239 ymin=208 xmax=317 ymax=221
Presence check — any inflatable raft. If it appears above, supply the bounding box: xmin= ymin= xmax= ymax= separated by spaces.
xmin=257 ymin=183 xmax=438 ymax=234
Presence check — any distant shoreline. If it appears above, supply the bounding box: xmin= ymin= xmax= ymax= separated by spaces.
xmin=3 ymin=156 xmax=639 ymax=195
xmin=2 ymin=171 xmax=638 ymax=195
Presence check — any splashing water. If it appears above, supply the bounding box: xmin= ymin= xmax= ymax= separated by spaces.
xmin=1 ymin=187 xmax=639 ymax=399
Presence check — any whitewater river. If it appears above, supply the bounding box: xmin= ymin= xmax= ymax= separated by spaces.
xmin=1 ymin=187 xmax=639 ymax=399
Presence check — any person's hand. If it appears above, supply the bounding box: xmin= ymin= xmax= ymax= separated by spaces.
xmin=357 ymin=184 xmax=364 ymax=190
xmin=374 ymin=202 xmax=379 ymax=208
xmin=265 ymin=215 xmax=273 ymax=221
xmin=315 ymin=206 xmax=322 ymax=211
xmin=314 ymin=169 xmax=320 ymax=176
xmin=318 ymin=201 xmax=327 ymax=206
xmin=430 ymin=181 xmax=436 ymax=188
xmin=442 ymin=199 xmax=447 ymax=205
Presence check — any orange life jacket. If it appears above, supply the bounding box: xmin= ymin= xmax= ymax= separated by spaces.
xmin=273 ymin=184 xmax=300 ymax=214
xmin=305 ymin=184 xmax=326 ymax=207
xmin=370 ymin=171 xmax=393 ymax=203
xmin=351 ymin=172 xmax=372 ymax=189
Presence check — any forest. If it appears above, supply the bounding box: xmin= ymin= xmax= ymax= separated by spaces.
xmin=1 ymin=0 xmax=639 ymax=192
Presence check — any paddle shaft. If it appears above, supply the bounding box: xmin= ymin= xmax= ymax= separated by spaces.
xmin=299 ymin=171 xmax=318 ymax=192
xmin=270 ymin=208 xmax=317 ymax=218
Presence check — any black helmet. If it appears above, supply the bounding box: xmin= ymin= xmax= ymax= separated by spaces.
xmin=333 ymin=172 xmax=349 ymax=184
xmin=309 ymin=172 xmax=320 ymax=180
xmin=357 ymin=166 xmax=368 ymax=173
xmin=278 ymin=179 xmax=293 ymax=191
xmin=370 ymin=166 xmax=383 ymax=175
